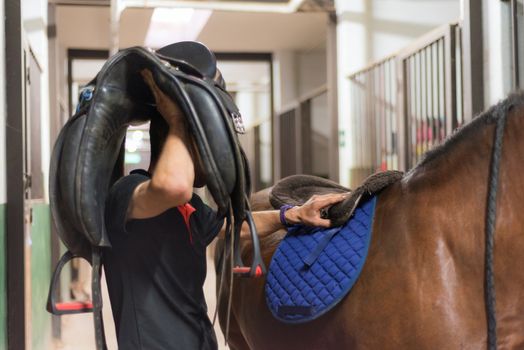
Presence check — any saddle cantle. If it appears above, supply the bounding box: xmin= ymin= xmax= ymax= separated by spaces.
xmin=47 ymin=41 xmax=265 ymax=350
xmin=265 ymin=171 xmax=402 ymax=323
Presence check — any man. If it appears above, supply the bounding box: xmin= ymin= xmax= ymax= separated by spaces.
xmin=103 ymin=68 xmax=346 ymax=349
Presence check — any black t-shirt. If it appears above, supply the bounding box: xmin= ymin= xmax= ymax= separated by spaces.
xmin=103 ymin=170 xmax=224 ymax=350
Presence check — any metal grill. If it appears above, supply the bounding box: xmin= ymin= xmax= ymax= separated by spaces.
xmin=400 ymin=24 xmax=463 ymax=168
xmin=349 ymin=56 xmax=398 ymax=176
xmin=348 ymin=23 xmax=464 ymax=178
xmin=509 ymin=0 xmax=524 ymax=89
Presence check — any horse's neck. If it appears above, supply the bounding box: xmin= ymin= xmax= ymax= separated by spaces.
xmin=403 ymin=107 xmax=522 ymax=193
xmin=402 ymin=126 xmax=493 ymax=195
xmin=376 ymin=107 xmax=524 ymax=261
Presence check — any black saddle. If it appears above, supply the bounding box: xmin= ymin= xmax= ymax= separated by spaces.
xmin=46 ymin=41 xmax=265 ymax=350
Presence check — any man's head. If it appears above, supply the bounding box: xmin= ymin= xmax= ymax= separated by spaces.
xmin=148 ymin=114 xmax=207 ymax=188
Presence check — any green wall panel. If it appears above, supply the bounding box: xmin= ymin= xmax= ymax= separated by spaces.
xmin=31 ymin=203 xmax=51 ymax=350
xmin=0 ymin=204 xmax=6 ymax=350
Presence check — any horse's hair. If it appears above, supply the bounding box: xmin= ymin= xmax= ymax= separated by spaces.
xmin=415 ymin=91 xmax=524 ymax=169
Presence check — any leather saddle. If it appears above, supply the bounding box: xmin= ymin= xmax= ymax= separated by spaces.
xmin=46 ymin=41 xmax=265 ymax=350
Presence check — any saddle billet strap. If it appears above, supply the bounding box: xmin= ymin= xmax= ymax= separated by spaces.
xmin=225 ymin=205 xmax=235 ymax=345
xmin=91 ymin=247 xmax=107 ymax=350
xmin=212 ymin=212 xmax=232 ymax=327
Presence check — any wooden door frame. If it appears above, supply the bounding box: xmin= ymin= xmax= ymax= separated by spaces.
xmin=5 ymin=0 xmax=26 ymax=348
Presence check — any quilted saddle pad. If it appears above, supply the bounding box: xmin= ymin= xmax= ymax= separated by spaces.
xmin=265 ymin=195 xmax=377 ymax=323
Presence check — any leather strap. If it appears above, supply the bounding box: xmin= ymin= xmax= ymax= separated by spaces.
xmin=91 ymin=248 xmax=107 ymax=350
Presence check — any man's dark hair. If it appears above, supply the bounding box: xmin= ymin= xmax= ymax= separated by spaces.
xmin=149 ymin=113 xmax=169 ymax=165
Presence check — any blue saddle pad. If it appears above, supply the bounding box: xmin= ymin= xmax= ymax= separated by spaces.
xmin=265 ymin=195 xmax=377 ymax=323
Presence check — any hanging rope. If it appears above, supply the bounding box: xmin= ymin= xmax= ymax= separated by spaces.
xmin=485 ymin=106 xmax=509 ymax=350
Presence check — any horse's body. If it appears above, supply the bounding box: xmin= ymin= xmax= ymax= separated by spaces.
xmin=216 ymin=95 xmax=524 ymax=349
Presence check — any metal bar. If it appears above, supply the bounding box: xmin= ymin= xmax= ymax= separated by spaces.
xmin=384 ymin=62 xmax=391 ymax=170
xmin=456 ymin=26 xmax=464 ymax=126
xmin=438 ymin=38 xmax=444 ymax=141
xmin=360 ymin=74 xmax=365 ymax=169
xmin=354 ymin=77 xmax=359 ymax=169
xmin=398 ymin=56 xmax=408 ymax=171
xmin=397 ymin=22 xmax=460 ymax=61
xmin=444 ymin=24 xmax=457 ymax=135
xmin=389 ymin=60 xmax=396 ymax=169
xmin=383 ymin=62 xmax=389 ymax=169
xmin=327 ymin=15 xmax=339 ymax=181
xmin=422 ymin=47 xmax=428 ymax=154
xmin=347 ymin=53 xmax=398 ymax=79
xmin=373 ymin=66 xmax=384 ymax=172
xmin=409 ymin=56 xmax=415 ymax=167
xmin=429 ymin=43 xmax=435 ymax=148
xmin=47 ymin=2 xmax=63 ymax=338
xmin=368 ymin=71 xmax=374 ymax=170
xmin=462 ymin=0 xmax=484 ymax=121
xmin=382 ymin=62 xmax=387 ymax=170
xmin=511 ymin=0 xmax=520 ymax=89
xmin=355 ymin=77 xmax=361 ymax=168
xmin=432 ymin=42 xmax=438 ymax=145
xmin=416 ymin=52 xmax=422 ymax=163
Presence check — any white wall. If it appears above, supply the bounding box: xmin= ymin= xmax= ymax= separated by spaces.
xmin=273 ymin=49 xmax=327 ymax=111
xmin=273 ymin=50 xmax=298 ymax=111
xmin=22 ymin=0 xmax=50 ymax=202
xmin=272 ymin=48 xmax=327 ymax=179
xmin=0 ymin=0 xmax=6 ymax=204
xmin=482 ymin=0 xmax=513 ymax=107
xmin=297 ymin=51 xmax=326 ymax=96
xmin=335 ymin=0 xmax=461 ymax=185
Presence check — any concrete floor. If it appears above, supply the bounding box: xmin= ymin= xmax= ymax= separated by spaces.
xmin=52 ymin=256 xmax=228 ymax=350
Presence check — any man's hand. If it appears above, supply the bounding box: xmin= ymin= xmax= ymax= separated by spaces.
xmin=126 ymin=70 xmax=195 ymax=221
xmin=285 ymin=193 xmax=348 ymax=228
xmin=141 ymin=69 xmax=184 ymax=127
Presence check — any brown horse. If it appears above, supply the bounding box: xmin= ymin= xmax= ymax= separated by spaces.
xmin=215 ymin=94 xmax=524 ymax=349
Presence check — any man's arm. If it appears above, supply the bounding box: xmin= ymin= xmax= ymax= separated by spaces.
xmin=127 ymin=70 xmax=195 ymax=220
xmin=218 ymin=193 xmax=348 ymax=239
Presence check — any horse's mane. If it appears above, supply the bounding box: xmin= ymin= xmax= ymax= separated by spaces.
xmin=413 ymin=91 xmax=524 ymax=170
